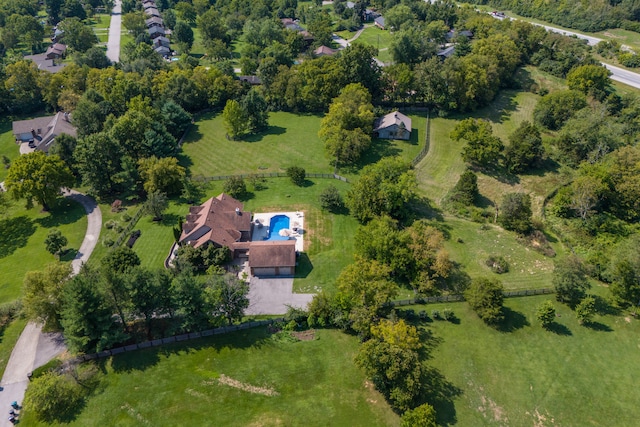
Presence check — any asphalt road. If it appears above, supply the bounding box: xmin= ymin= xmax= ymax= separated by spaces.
xmin=106 ymin=0 xmax=122 ymax=63
xmin=488 ymin=12 xmax=640 ymax=90
xmin=0 ymin=191 xmax=101 ymax=425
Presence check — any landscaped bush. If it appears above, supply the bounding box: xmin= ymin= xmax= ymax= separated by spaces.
xmin=102 ymin=238 xmax=114 ymax=247
xmin=104 ymin=220 xmax=117 ymax=229
xmin=486 ymin=255 xmax=509 ymax=274
xmin=319 ymin=184 xmax=344 ymax=212
xmin=431 ymin=309 xmax=440 ymax=319
xmin=286 ymin=166 xmax=306 ymax=186
xmin=223 ymin=176 xmax=246 ymax=198
xmin=442 ymin=308 xmax=454 ymax=321
xmin=122 ymin=213 xmax=132 ymax=222
xmin=22 ymin=372 xmax=85 ymax=423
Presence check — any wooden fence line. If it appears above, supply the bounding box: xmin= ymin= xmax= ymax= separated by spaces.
xmin=411 ymin=109 xmax=431 ymax=167
xmin=391 ymin=287 xmax=556 ymax=307
xmin=77 ymin=317 xmax=285 ymax=361
xmin=112 ymin=206 xmax=145 ymax=249
xmin=193 ymin=172 xmax=350 ymax=183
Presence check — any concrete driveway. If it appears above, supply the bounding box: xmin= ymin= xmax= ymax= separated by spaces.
xmin=246 ymin=276 xmax=314 ymax=315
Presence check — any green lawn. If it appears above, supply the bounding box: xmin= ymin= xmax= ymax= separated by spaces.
xmin=355 ymin=26 xmax=393 ymax=52
xmin=21 ymin=328 xmax=399 ymax=426
xmin=0 ymin=317 xmax=27 ymax=378
xmin=408 ymin=293 xmax=640 ymax=426
xmin=182 ymin=112 xmax=425 ymax=181
xmin=0 ymin=198 xmax=87 ymax=303
xmin=0 ymin=120 xmax=20 ymax=182
xmin=443 ymin=217 xmax=562 ymax=291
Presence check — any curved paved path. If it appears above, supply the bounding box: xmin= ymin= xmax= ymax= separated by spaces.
xmin=0 ymin=191 xmax=101 ymax=424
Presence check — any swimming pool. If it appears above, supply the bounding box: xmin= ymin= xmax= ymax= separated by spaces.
xmin=267 ymin=215 xmax=291 ymax=241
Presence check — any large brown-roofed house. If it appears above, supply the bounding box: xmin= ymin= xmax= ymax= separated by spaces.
xmin=249 ymin=240 xmax=296 ymax=276
xmin=12 ymin=112 xmax=77 ymax=153
xmin=373 ymin=111 xmax=412 ymax=140
xmin=179 ymin=193 xmax=252 ymax=255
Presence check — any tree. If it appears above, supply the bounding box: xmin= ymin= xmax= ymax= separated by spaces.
xmin=553 ymin=256 xmax=591 ymax=307
xmin=23 ymin=263 xmax=72 ymax=331
xmin=138 ymin=156 xmax=186 ymax=196
xmin=356 ymin=319 xmax=427 ymax=411
xmin=319 ymin=83 xmax=374 ymax=166
xmin=504 ymin=121 xmax=544 ymax=174
xmin=207 ymin=273 xmax=250 ymax=326
xmin=401 ymin=403 xmax=437 ymax=427
xmin=222 ymin=99 xmax=248 ymax=140
xmin=145 ymin=190 xmax=168 ymax=221
xmin=174 ymin=21 xmax=195 ymax=54
xmin=570 ymin=175 xmax=605 ymax=221
xmin=44 ymin=229 xmax=68 ymax=259
xmin=61 ymin=267 xmax=127 ymax=353
xmin=575 ymin=295 xmax=596 ymax=324
xmin=608 ymin=235 xmax=640 ymax=307
xmin=59 ymin=18 xmax=98 ymax=52
xmin=533 ymin=90 xmax=587 ymax=130
xmin=171 ymin=271 xmax=213 ymax=332
xmin=5 ymin=152 xmax=74 ymax=210
xmin=241 ymin=89 xmax=269 ymax=133
xmin=498 ymin=193 xmax=532 ymax=235
xmin=319 ymin=185 xmax=344 ymax=212
xmin=464 ymin=277 xmax=505 ymax=325
xmin=161 ymin=100 xmax=192 ymax=140
xmin=567 ymin=64 xmax=611 ymax=95
xmin=74 ymin=132 xmax=123 ymax=196
xmin=4 ymin=60 xmax=43 ymax=114
xmin=122 ymin=12 xmax=147 ymax=38
xmin=536 ymin=300 xmax=556 ymax=328
xmin=446 ymin=169 xmax=479 ymax=207
xmin=101 ymin=247 xmax=141 ymax=274
xmin=391 ymin=28 xmax=436 ymax=65
xmin=286 ymin=166 xmax=306 ymax=186
xmin=22 ymin=372 xmax=83 ymax=423
xmin=385 ymin=4 xmax=416 ymax=30
xmin=223 ymin=176 xmax=246 ymax=199
xmin=451 ymin=118 xmax=503 ymax=167
xmin=346 ymin=157 xmax=417 ymax=223
xmin=49 ymin=134 xmax=78 ymax=175
xmin=125 ymin=267 xmax=162 ymax=338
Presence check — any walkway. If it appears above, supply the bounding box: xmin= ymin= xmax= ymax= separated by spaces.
xmin=0 ymin=191 xmax=101 ymax=425
xmin=106 ymin=0 xmax=122 ymax=63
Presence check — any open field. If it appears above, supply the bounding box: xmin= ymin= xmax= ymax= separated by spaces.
xmin=182 ymin=112 xmax=425 ymax=180
xmin=88 ymin=14 xmax=112 ymax=43
xmin=355 ymin=26 xmax=393 ymax=52
xmin=401 ymin=292 xmax=640 ymax=426
xmin=0 ymin=198 xmax=87 ymax=304
xmin=443 ymin=218 xmax=563 ymax=291
xmin=0 ymin=121 xmax=20 ymax=182
xmin=21 ymin=328 xmax=399 ymax=426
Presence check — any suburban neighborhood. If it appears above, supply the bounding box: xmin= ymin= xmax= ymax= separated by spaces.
xmin=0 ymin=0 xmax=639 ymax=425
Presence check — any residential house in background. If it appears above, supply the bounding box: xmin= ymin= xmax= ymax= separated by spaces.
xmin=373 ymin=111 xmax=412 ymax=140
xmin=12 ymin=112 xmax=77 ymax=153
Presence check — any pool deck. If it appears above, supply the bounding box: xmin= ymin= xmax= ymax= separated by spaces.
xmin=251 ymin=211 xmax=304 ymax=252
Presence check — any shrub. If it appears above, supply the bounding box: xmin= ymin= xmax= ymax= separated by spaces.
xmin=498 ymin=193 xmax=532 ymax=235
xmin=104 ymin=220 xmax=116 ymax=229
xmin=536 ymin=300 xmax=556 ymax=328
xmin=486 ymin=255 xmax=509 ymax=274
xmin=431 ymin=309 xmax=440 ymax=320
xmin=442 ymin=308 xmax=454 ymax=321
xmin=401 ymin=402 xmax=437 ymax=427
xmin=102 ymin=238 xmax=114 ymax=247
xmin=287 ymin=166 xmax=306 ymax=186
xmin=319 ymin=185 xmax=344 ymax=212
xmin=464 ymin=277 xmax=505 ymax=325
xmin=575 ymin=295 xmax=596 ymax=325
xmin=22 ymin=372 xmax=84 ymax=423
xmin=113 ymin=223 xmax=124 ymax=233
xmin=247 ymin=174 xmax=266 ymax=191
xmin=122 ymin=213 xmax=132 ymax=222
xmin=223 ymin=176 xmax=246 ymax=198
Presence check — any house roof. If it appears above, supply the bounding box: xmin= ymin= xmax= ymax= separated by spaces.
xmin=374 ymin=111 xmax=412 ymax=132
xmin=239 ymin=75 xmax=262 ymax=85
xmin=180 ymin=194 xmax=252 ymax=249
xmin=154 ymin=45 xmax=171 ymax=55
xmin=249 ymin=240 xmax=296 ymax=268
xmin=437 ymin=45 xmax=455 ymax=58
xmin=146 ymin=8 xmax=161 ymax=17
xmin=24 ymin=53 xmax=68 ymax=73
xmin=375 ymin=16 xmax=385 ymax=27
xmin=148 ymin=26 xmax=165 ymax=36
xmin=46 ymin=43 xmax=66 ymax=56
xmin=12 ymin=112 xmax=77 ymax=152
xmin=314 ymin=45 xmax=337 ymax=56
xmin=146 ymin=16 xmax=163 ymax=26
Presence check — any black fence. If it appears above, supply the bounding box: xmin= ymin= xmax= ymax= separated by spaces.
xmin=411 ymin=110 xmax=431 ymax=167
xmin=391 ymin=287 xmax=555 ymax=307
xmin=194 ymin=172 xmax=349 ymax=183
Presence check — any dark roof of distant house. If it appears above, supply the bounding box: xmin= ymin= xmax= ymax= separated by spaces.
xmin=375 ymin=16 xmax=385 ymax=27
xmin=346 ymin=1 xmax=355 ymax=8
xmin=249 ymin=240 xmax=296 ymax=268
xmin=46 ymin=43 xmax=66 ymax=56
xmin=148 ymin=26 xmax=165 ymax=36
xmin=374 ymin=111 xmax=412 ymax=132
xmin=180 ymin=193 xmax=252 ymax=249
xmin=314 ymin=45 xmax=337 ymax=56
xmin=154 ymin=45 xmax=171 ymax=55
xmin=23 ymin=53 xmax=68 ymax=73
xmin=239 ymin=75 xmax=262 ymax=85
xmin=12 ymin=112 xmax=77 ymax=152
xmin=146 ymin=16 xmax=163 ymax=25
xmin=437 ymin=45 xmax=455 ymax=58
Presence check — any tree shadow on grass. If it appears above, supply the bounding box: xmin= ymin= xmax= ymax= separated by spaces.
xmin=583 ymin=321 xmax=613 ymax=332
xmin=159 ymin=213 xmax=181 ymax=227
xmin=105 ymin=326 xmax=273 ymax=373
xmin=242 ymin=126 xmax=286 ymax=142
xmin=60 ymin=248 xmax=79 ymax=262
xmin=593 ymin=295 xmax=621 ymax=316
xmin=294 ymin=253 xmax=313 ymax=279
xmin=0 ymin=216 xmax=36 ymax=259
xmin=341 ymin=138 xmax=402 ymax=174
xmin=35 ymin=199 xmax=85 ymax=228
xmin=546 ymin=321 xmax=572 ymax=336
xmin=409 ymin=196 xmax=444 ymax=222
xmin=422 ymin=366 xmax=462 ymax=427
xmin=497 ymin=307 xmax=530 ymax=333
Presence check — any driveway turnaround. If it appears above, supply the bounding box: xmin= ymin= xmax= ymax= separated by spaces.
xmin=106 ymin=0 xmax=122 ymax=63
xmin=0 ymin=191 xmax=101 ymax=425
xmin=246 ymin=276 xmax=314 ymax=315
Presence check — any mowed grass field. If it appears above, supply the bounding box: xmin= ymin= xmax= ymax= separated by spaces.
xmin=407 ymin=293 xmax=640 ymax=426
xmin=0 ymin=120 xmax=20 ymax=182
xmin=182 ymin=111 xmax=425 ymax=180
xmin=21 ymin=328 xmax=399 ymax=427
xmin=0 ymin=198 xmax=87 ymax=303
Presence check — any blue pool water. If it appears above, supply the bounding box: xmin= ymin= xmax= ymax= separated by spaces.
xmin=267 ymin=215 xmax=291 ymax=241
